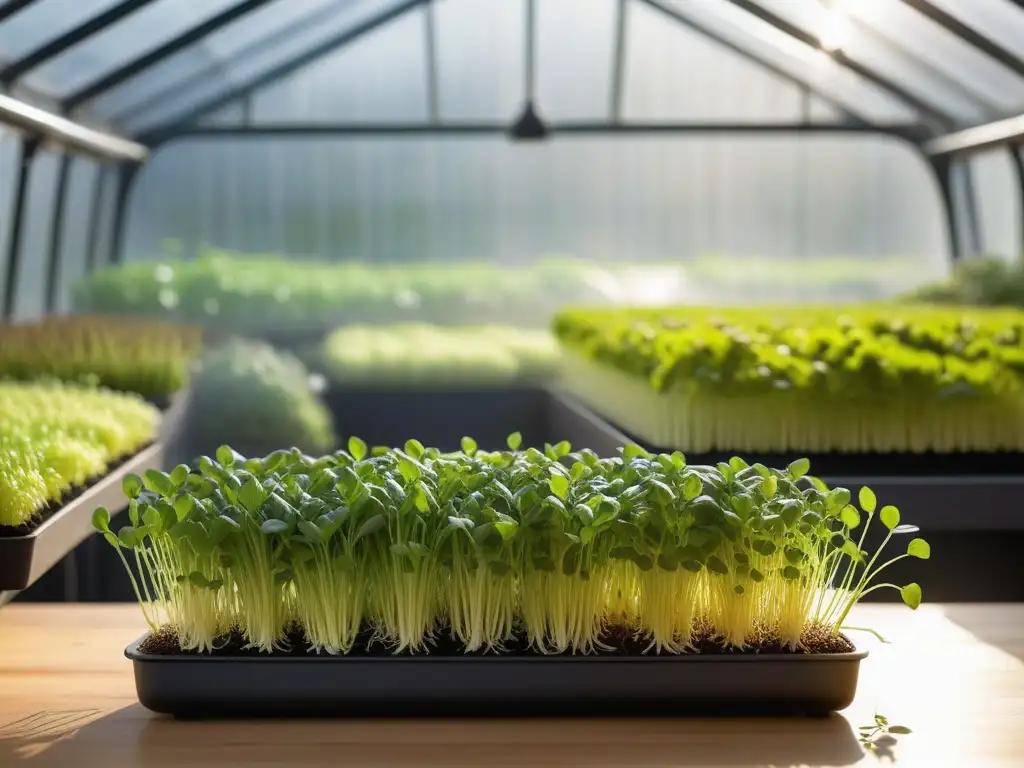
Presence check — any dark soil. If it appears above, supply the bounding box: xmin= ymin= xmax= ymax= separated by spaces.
xmin=0 ymin=444 xmax=153 ymax=538
xmin=139 ymin=620 xmax=854 ymax=657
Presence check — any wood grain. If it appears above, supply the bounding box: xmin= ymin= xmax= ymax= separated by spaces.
xmin=0 ymin=603 xmax=1021 ymax=767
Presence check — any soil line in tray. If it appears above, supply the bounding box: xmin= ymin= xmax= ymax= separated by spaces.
xmin=139 ymin=621 xmax=855 ymax=658
xmin=0 ymin=443 xmax=154 ymax=539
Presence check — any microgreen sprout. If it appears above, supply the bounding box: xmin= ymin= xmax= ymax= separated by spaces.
xmin=96 ymin=437 xmax=929 ymax=654
xmin=859 ymin=712 xmax=912 ymax=753
xmin=554 ymin=305 xmax=1024 ymax=453
xmin=0 ymin=381 xmax=159 ymax=528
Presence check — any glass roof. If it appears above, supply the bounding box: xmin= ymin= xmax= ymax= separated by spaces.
xmin=0 ymin=0 xmax=1021 ymax=139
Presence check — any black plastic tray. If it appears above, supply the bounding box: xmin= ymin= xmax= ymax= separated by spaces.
xmin=0 ymin=443 xmax=165 ymax=592
xmin=125 ymin=636 xmax=867 ymax=718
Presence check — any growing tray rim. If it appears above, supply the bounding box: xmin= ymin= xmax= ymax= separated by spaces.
xmin=124 ymin=634 xmax=868 ymax=663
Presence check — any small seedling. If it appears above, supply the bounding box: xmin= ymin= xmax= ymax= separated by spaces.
xmin=859 ymin=712 xmax=912 ymax=753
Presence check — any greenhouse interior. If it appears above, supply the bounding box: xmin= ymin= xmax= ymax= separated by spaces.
xmin=1 ymin=0 xmax=1023 ymax=763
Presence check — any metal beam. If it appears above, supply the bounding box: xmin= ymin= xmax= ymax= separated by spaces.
xmin=722 ymin=0 xmax=955 ymax=127
xmin=424 ymin=0 xmax=439 ymax=122
xmin=636 ymin=0 xmax=865 ymax=124
xmin=1008 ymin=145 xmax=1024 ymax=256
xmin=0 ymin=0 xmax=161 ymax=87
xmin=929 ymin=155 xmax=962 ymax=260
xmin=63 ymin=0 xmax=279 ymax=112
xmin=0 ymin=92 xmax=148 ymax=161
xmin=3 ymin=137 xmax=38 ymax=319
xmin=105 ymin=0 xmax=364 ymax=126
xmin=44 ymin=153 xmax=72 ymax=312
xmin=158 ymin=120 xmax=929 ymax=141
xmin=899 ymin=0 xmax=1024 ymax=79
xmin=84 ymin=165 xmax=109 ymax=274
xmin=924 ymin=112 xmax=1024 ymax=156
xmin=140 ymin=0 xmax=428 ymax=144
xmin=525 ymin=0 xmax=536 ymax=101
xmin=610 ymin=0 xmax=627 ymax=121
xmin=110 ymin=163 xmax=140 ymax=265
xmin=0 ymin=0 xmax=42 ymax=25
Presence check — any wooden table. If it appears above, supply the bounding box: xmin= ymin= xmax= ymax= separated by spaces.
xmin=0 ymin=604 xmax=1021 ymax=767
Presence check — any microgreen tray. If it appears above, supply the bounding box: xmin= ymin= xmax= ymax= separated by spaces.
xmin=0 ymin=443 xmax=165 ymax=592
xmin=125 ymin=636 xmax=867 ymax=718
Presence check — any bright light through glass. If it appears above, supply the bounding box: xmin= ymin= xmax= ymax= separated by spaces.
xmin=819 ymin=8 xmax=852 ymax=52
xmin=817 ymin=0 xmax=852 ymax=53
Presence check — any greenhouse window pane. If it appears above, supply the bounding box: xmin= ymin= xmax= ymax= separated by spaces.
xmin=625 ymin=0 xmax=803 ymax=121
xmin=753 ymin=0 xmax=994 ymax=125
xmin=126 ymin=135 xmax=949 ymax=300
xmin=118 ymin=0 xmax=412 ymax=135
xmin=845 ymin=0 xmax=1024 ymax=114
xmin=435 ymin=0 xmax=524 ymax=122
xmin=658 ymin=0 xmax=918 ymax=123
xmin=924 ymin=0 xmax=1024 ymax=67
xmin=84 ymin=0 xmax=357 ymax=122
xmin=27 ymin=0 xmax=241 ymax=97
xmin=250 ymin=5 xmax=428 ymax=123
xmin=55 ymin=158 xmax=102 ymax=312
xmin=9 ymin=150 xmax=59 ymax=321
xmin=536 ymin=0 xmax=616 ymax=121
xmin=970 ymin=148 xmax=1022 ymax=258
xmin=0 ymin=0 xmax=122 ymax=68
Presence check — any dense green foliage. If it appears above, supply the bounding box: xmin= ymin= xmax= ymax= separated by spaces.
xmin=554 ymin=305 xmax=1024 ymax=452
xmin=73 ymin=248 xmax=614 ymax=332
xmin=322 ymin=324 xmax=560 ymax=387
xmin=903 ymin=256 xmax=1024 ymax=307
xmin=0 ymin=381 xmax=159 ymax=528
xmin=182 ymin=340 xmax=336 ymax=460
xmin=0 ymin=317 xmax=200 ymax=398
xmin=96 ymin=436 xmax=926 ymax=654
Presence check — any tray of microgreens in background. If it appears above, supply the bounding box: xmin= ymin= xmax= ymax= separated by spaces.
xmin=0 ymin=382 xmax=163 ymax=592
xmin=97 ymin=434 xmax=929 ymax=718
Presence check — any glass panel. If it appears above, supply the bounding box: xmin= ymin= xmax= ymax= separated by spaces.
xmin=84 ymin=0 xmax=358 ymax=122
xmin=658 ymin=0 xmax=918 ymax=123
xmin=250 ymin=5 xmax=428 ymax=123
xmin=27 ymin=0 xmax=242 ymax=97
xmin=0 ymin=129 xmax=19 ymax=305
xmin=844 ymin=0 xmax=1024 ymax=114
xmin=625 ymin=0 xmax=803 ymax=121
xmin=126 ymin=135 xmax=949 ymax=306
xmin=118 ymin=0 xmax=411 ymax=134
xmin=754 ymin=0 xmax=995 ymax=124
xmin=10 ymin=150 xmax=59 ymax=321
xmin=971 ymin=149 xmax=1022 ymax=259
xmin=536 ymin=0 xmax=616 ymax=121
xmin=0 ymin=0 xmax=121 ymax=65
xmin=435 ymin=0 xmax=524 ymax=121
xmin=197 ymin=103 xmax=247 ymax=127
xmin=926 ymin=0 xmax=1024 ymax=63
xmin=55 ymin=158 xmax=102 ymax=312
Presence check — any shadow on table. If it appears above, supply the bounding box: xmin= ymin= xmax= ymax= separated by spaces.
xmin=0 ymin=705 xmax=865 ymax=767
xmin=943 ymin=604 xmax=1024 ymax=664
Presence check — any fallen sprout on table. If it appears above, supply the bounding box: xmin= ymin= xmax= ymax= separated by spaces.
xmin=93 ymin=434 xmax=929 ymax=655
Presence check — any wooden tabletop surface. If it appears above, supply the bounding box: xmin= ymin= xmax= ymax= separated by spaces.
xmin=0 ymin=603 xmax=1021 ymax=767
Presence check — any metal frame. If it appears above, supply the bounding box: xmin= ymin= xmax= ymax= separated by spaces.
xmin=0 ymin=92 xmax=147 ymax=161
xmin=0 ymin=0 xmax=160 ymax=87
xmin=2 ymin=136 xmax=38 ymax=319
xmin=139 ymin=0 xmax=431 ymax=146
xmin=62 ymin=0 xmax=280 ymax=112
xmin=898 ymin=0 xmax=1024 ymax=79
xmin=9 ymin=0 xmax=1024 ymax=282
xmin=0 ymin=0 xmax=42 ymax=26
xmin=720 ymin=0 xmax=957 ymax=129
